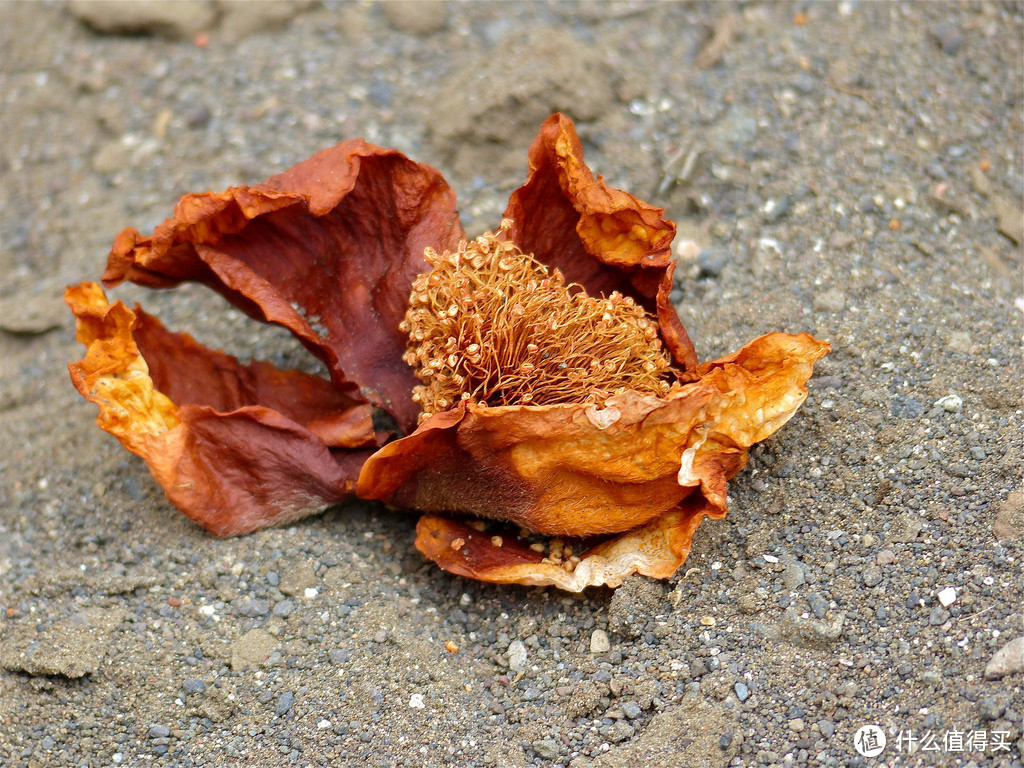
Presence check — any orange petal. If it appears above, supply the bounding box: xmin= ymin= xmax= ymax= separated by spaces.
xmin=102 ymin=141 xmax=464 ymax=434
xmin=503 ymin=113 xmax=697 ymax=370
xmin=67 ymin=282 xmax=376 ymax=536
xmin=414 ymin=495 xmax=711 ymax=591
xmin=359 ymin=332 xmax=830 ymax=539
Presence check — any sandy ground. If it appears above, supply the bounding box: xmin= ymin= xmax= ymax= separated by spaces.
xmin=1 ymin=2 xmax=1022 ymax=767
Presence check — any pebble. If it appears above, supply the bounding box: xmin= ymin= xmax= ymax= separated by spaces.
xmin=735 ymin=682 xmax=750 ymax=701
xmin=930 ymin=22 xmax=964 ymax=55
xmin=890 ymin=396 xmax=924 ymax=419
xmin=807 ymin=592 xmax=829 ymax=620
xmin=782 ymin=561 xmax=806 ymax=590
xmin=382 ymin=0 xmax=448 ymax=35
xmin=238 ymin=598 xmax=270 ymax=617
xmin=862 ymin=565 xmax=883 ymax=587
xmin=697 ymin=247 xmax=730 ymax=277
xmin=936 ymin=586 xmax=957 ymax=607
xmin=978 ymin=693 xmax=1009 ymax=721
xmin=590 ymin=629 xmax=611 ymax=654
xmin=182 ymin=678 xmax=206 ymax=695
xmin=935 ymin=394 xmax=963 ymax=413
xmin=621 ymin=701 xmax=642 ymax=719
xmin=876 ymin=549 xmax=896 ymax=565
xmin=275 ymin=691 xmax=295 ymax=716
xmin=984 ymin=637 xmax=1024 ymax=679
xmin=818 ymin=720 xmax=835 ymax=738
xmin=508 ymin=639 xmax=527 ymax=672
xmin=928 ymin=607 xmax=949 ymax=625
xmin=278 ymin=562 xmax=318 ymax=596
xmin=147 ymin=724 xmax=170 ymax=738
xmin=532 ymin=739 xmax=560 ymax=759
xmin=599 ymin=721 xmax=634 ymax=742
xmin=67 ymin=0 xmax=217 ymax=39
xmin=272 ymin=600 xmax=294 ymax=618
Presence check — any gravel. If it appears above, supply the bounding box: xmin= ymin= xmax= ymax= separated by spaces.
xmin=1 ymin=3 xmax=1022 ymax=768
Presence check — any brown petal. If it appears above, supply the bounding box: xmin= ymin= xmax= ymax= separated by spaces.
xmin=503 ymin=113 xmax=698 ymax=370
xmin=414 ymin=496 xmax=712 ymax=591
xmin=102 ymin=141 xmax=464 ymax=434
xmin=66 ymin=282 xmax=376 ymax=536
xmin=358 ymin=332 xmax=830 ymax=541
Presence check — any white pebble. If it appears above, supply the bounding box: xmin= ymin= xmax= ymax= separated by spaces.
xmin=317 ymin=719 xmax=331 ymax=729
xmin=762 ymin=554 xmax=779 ymax=564
xmin=937 ymin=586 xmax=957 ymax=607
xmin=590 ymin=629 xmax=611 ymax=654
xmin=934 ymin=394 xmax=962 ymax=413
xmin=304 ymin=587 xmax=318 ymax=599
xmin=409 ymin=693 xmax=425 ymax=709
xmin=508 ymin=639 xmax=527 ymax=671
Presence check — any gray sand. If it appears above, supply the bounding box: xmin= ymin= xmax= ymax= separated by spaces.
xmin=1 ymin=2 xmax=1021 ymax=767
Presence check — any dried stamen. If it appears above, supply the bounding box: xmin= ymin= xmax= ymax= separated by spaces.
xmin=403 ymin=220 xmax=671 ymax=422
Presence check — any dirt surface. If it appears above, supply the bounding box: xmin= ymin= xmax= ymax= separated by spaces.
xmin=1 ymin=2 xmax=1022 ymax=767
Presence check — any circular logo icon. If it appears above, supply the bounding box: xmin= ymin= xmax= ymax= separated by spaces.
xmin=853 ymin=725 xmax=887 ymax=757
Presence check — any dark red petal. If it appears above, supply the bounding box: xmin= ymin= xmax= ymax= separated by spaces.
xmin=66 ymin=282 xmax=375 ymax=537
xmin=102 ymin=140 xmax=464 ymax=433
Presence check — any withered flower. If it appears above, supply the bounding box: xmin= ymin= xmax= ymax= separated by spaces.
xmin=68 ymin=114 xmax=829 ymax=590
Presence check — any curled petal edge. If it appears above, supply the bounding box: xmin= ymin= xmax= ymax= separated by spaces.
xmin=66 ymin=282 xmax=374 ymax=537
xmin=414 ymin=495 xmax=712 ymax=591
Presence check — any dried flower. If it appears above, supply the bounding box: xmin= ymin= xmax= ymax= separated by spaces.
xmin=67 ymin=113 xmax=829 ymax=590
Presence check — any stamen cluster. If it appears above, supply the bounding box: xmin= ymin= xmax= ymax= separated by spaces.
xmin=400 ymin=220 xmax=672 ymax=422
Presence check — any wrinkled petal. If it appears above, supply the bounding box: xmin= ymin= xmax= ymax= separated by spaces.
xmin=504 ymin=113 xmax=698 ymax=370
xmin=102 ymin=140 xmax=464 ymax=434
xmin=66 ymin=282 xmax=377 ymax=536
xmin=414 ymin=495 xmax=712 ymax=591
xmin=358 ymin=332 xmax=830 ymax=544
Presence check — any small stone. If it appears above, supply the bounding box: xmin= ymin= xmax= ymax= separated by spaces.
xmin=993 ymin=196 xmax=1023 ymax=244
xmin=183 ymin=678 xmax=206 ymax=695
xmin=937 ymin=586 xmax=957 ymax=607
xmin=890 ymin=396 xmax=923 ymax=419
xmin=890 ymin=513 xmax=925 ymax=543
xmin=275 ymin=691 xmax=295 ymax=716
xmin=876 ymin=549 xmax=896 ymax=566
xmin=928 ymin=606 xmax=949 ymax=625
xmin=970 ymin=164 xmax=992 ymax=197
xmin=984 ymin=637 xmax=1024 ymax=680
xmin=600 ymin=721 xmax=635 ymax=743
xmin=697 ymin=248 xmax=730 ymax=277
xmin=735 ymin=682 xmax=750 ymax=701
xmin=590 ymin=629 xmax=610 ymax=654
xmin=409 ymin=693 xmax=425 ymax=709
xmin=978 ymin=693 xmax=1009 ymax=721
xmin=532 ymin=739 xmax=560 ymax=760
xmin=946 ymin=331 xmax=972 ymax=353
xmin=782 ymin=562 xmax=806 ymax=590
xmin=41 ymin=735 xmax=55 ymax=750
xmin=147 ymin=724 xmax=170 ymax=738
xmin=789 ymin=718 xmax=805 ymax=732
xmin=373 ymin=630 xmax=388 ymax=644
xmin=328 ymin=648 xmax=350 ymax=665
xmin=930 ymin=23 xmax=964 ymax=54
xmin=238 ymin=598 xmax=270 ymax=617
xmin=382 ymin=0 xmax=447 ymax=35
xmin=817 ymin=720 xmax=835 ymax=738
xmin=921 ymin=670 xmax=942 ymax=687
xmin=508 ymin=639 xmax=527 ymax=672
xmin=807 ymin=592 xmax=829 ymax=619
xmin=231 ymin=628 xmax=277 ymax=670
xmin=934 ymin=394 xmax=963 ymax=413
xmin=621 ymin=701 xmax=642 ymax=719
xmin=862 ymin=565 xmax=883 ymax=587
xmin=219 ymin=0 xmax=312 ymax=40
xmin=68 ymin=0 xmax=217 ymax=39
xmin=272 ymin=600 xmax=294 ymax=618
xmin=762 ymin=195 xmax=791 ymax=222
xmin=278 ymin=562 xmax=318 ymax=596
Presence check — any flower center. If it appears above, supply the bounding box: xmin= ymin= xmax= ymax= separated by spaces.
xmin=400 ymin=220 xmax=671 ymax=422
